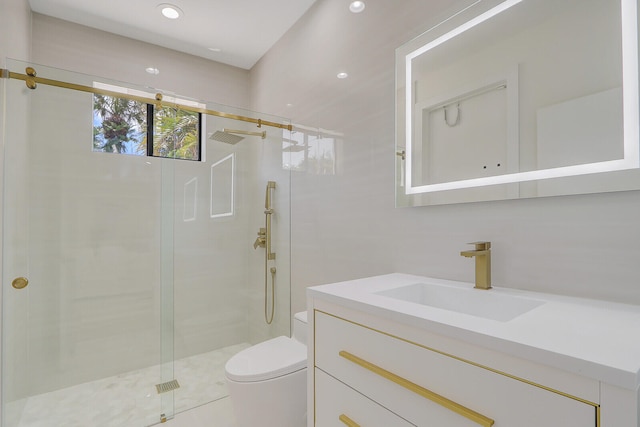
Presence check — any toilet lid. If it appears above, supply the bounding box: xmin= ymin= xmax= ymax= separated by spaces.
xmin=225 ymin=336 xmax=307 ymax=382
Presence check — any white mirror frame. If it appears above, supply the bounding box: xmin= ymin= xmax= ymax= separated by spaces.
xmin=400 ymin=0 xmax=639 ymax=197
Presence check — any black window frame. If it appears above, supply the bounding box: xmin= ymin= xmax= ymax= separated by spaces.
xmin=146 ymin=103 xmax=203 ymax=162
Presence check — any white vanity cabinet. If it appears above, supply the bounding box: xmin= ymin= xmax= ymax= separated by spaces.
xmin=307 ymin=274 xmax=640 ymax=427
xmin=311 ymin=309 xmax=596 ymax=427
xmin=315 ymin=368 xmax=415 ymax=427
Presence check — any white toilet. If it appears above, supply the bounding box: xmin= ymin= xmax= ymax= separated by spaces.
xmin=225 ymin=311 xmax=308 ymax=427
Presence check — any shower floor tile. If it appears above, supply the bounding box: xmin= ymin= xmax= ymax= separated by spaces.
xmin=11 ymin=343 xmax=249 ymax=427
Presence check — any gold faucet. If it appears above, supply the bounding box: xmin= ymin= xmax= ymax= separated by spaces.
xmin=460 ymin=241 xmax=492 ymax=290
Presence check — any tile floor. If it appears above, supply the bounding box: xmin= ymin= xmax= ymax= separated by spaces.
xmin=165 ymin=399 xmax=236 ymax=427
xmin=9 ymin=343 xmax=248 ymax=427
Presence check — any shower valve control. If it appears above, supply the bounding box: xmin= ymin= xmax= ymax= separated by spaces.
xmin=253 ymin=228 xmax=266 ymax=249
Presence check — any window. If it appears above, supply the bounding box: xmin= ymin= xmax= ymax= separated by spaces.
xmin=92 ymin=94 xmax=147 ymax=155
xmin=149 ymin=105 xmax=201 ymax=160
xmin=92 ymin=83 xmax=203 ymax=161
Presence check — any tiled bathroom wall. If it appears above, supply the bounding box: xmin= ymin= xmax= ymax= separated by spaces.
xmin=249 ymin=0 xmax=640 ymax=310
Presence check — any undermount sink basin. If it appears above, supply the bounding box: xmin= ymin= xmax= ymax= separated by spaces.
xmin=376 ymin=282 xmax=545 ymax=322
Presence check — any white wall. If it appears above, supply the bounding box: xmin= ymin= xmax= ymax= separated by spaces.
xmin=250 ymin=0 xmax=640 ymax=314
xmin=0 ymin=0 xmax=31 ymax=68
xmin=31 ymin=14 xmax=249 ymax=109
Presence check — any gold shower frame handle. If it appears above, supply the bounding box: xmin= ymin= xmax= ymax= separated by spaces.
xmin=265 ymin=181 xmax=276 ymax=261
xmin=339 ymin=351 xmax=495 ymax=427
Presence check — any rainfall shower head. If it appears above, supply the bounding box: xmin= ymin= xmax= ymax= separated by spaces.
xmin=210 ymin=130 xmax=245 ymax=145
xmin=209 ymin=128 xmax=267 ymax=144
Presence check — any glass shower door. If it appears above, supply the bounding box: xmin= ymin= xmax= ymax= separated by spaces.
xmin=1 ymin=60 xmax=175 ymax=427
xmin=2 ymin=59 xmax=293 ymax=426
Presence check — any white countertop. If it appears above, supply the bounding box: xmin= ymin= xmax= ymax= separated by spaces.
xmin=307 ymin=273 xmax=640 ymax=390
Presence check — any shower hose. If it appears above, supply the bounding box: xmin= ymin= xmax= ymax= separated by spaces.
xmin=265 ymin=263 xmax=276 ymax=325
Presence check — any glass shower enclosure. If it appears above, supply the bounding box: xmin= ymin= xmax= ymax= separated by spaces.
xmin=0 ymin=60 xmax=291 ymax=426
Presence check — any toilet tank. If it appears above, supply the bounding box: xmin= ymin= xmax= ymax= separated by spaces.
xmin=293 ymin=311 xmax=308 ymax=345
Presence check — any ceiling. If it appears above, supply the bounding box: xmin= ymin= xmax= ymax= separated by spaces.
xmin=28 ymin=0 xmax=318 ymax=70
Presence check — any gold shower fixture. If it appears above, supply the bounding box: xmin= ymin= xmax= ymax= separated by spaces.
xmin=223 ymin=128 xmax=266 ymax=139
xmin=0 ymin=66 xmax=292 ymax=131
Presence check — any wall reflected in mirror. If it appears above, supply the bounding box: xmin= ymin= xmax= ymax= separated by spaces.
xmin=396 ymin=0 xmax=640 ymax=206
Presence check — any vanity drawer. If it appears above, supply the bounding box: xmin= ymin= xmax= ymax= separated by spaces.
xmin=315 ymin=368 xmax=414 ymax=427
xmin=314 ymin=310 xmax=597 ymax=426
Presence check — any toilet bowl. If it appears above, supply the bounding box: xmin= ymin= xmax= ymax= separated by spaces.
xmin=225 ymin=311 xmax=308 ymax=427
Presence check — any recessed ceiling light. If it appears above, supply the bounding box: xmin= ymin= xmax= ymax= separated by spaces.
xmin=158 ymin=3 xmax=183 ymax=19
xmin=349 ymin=1 xmax=365 ymax=13
xmin=146 ymin=67 xmax=160 ymax=75
xmin=337 ymin=72 xmax=349 ymax=79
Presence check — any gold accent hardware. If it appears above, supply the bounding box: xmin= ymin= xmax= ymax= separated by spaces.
xmin=25 ymin=67 xmax=37 ymax=90
xmin=396 ymin=150 xmax=406 ymax=160
xmin=155 ymin=379 xmax=180 ymax=394
xmin=254 ymin=228 xmax=267 ymax=249
xmin=11 ymin=277 xmax=29 ymax=290
xmin=339 ymin=350 xmax=495 ymax=427
xmin=317 ymin=310 xmax=600 ymax=426
xmin=155 ymin=93 xmax=163 ymax=102
xmin=264 ymin=181 xmax=276 ymax=261
xmin=222 ymin=128 xmax=266 ymax=139
xmin=1 ymin=68 xmax=292 ymax=131
xmin=339 ymin=414 xmax=361 ymax=427
xmin=257 ymin=180 xmax=277 ymax=325
xmin=460 ymin=241 xmax=492 ymax=290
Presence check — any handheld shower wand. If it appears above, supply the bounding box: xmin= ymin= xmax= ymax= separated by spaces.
xmin=254 ymin=181 xmax=277 ymax=324
xmin=264 ymin=181 xmax=276 ymax=261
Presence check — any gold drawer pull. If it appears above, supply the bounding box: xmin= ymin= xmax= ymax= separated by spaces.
xmin=339 ymin=414 xmax=361 ymax=427
xmin=339 ymin=350 xmax=494 ymax=427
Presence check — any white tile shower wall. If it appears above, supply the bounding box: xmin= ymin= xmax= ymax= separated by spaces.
xmin=24 ymin=86 xmax=163 ymax=395
xmin=172 ymin=140 xmax=249 ymax=359
xmin=247 ymin=129 xmax=292 ymax=344
xmin=249 ymin=0 xmax=640 ymax=312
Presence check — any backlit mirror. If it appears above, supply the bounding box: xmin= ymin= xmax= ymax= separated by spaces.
xmin=396 ymin=0 xmax=640 ymax=206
